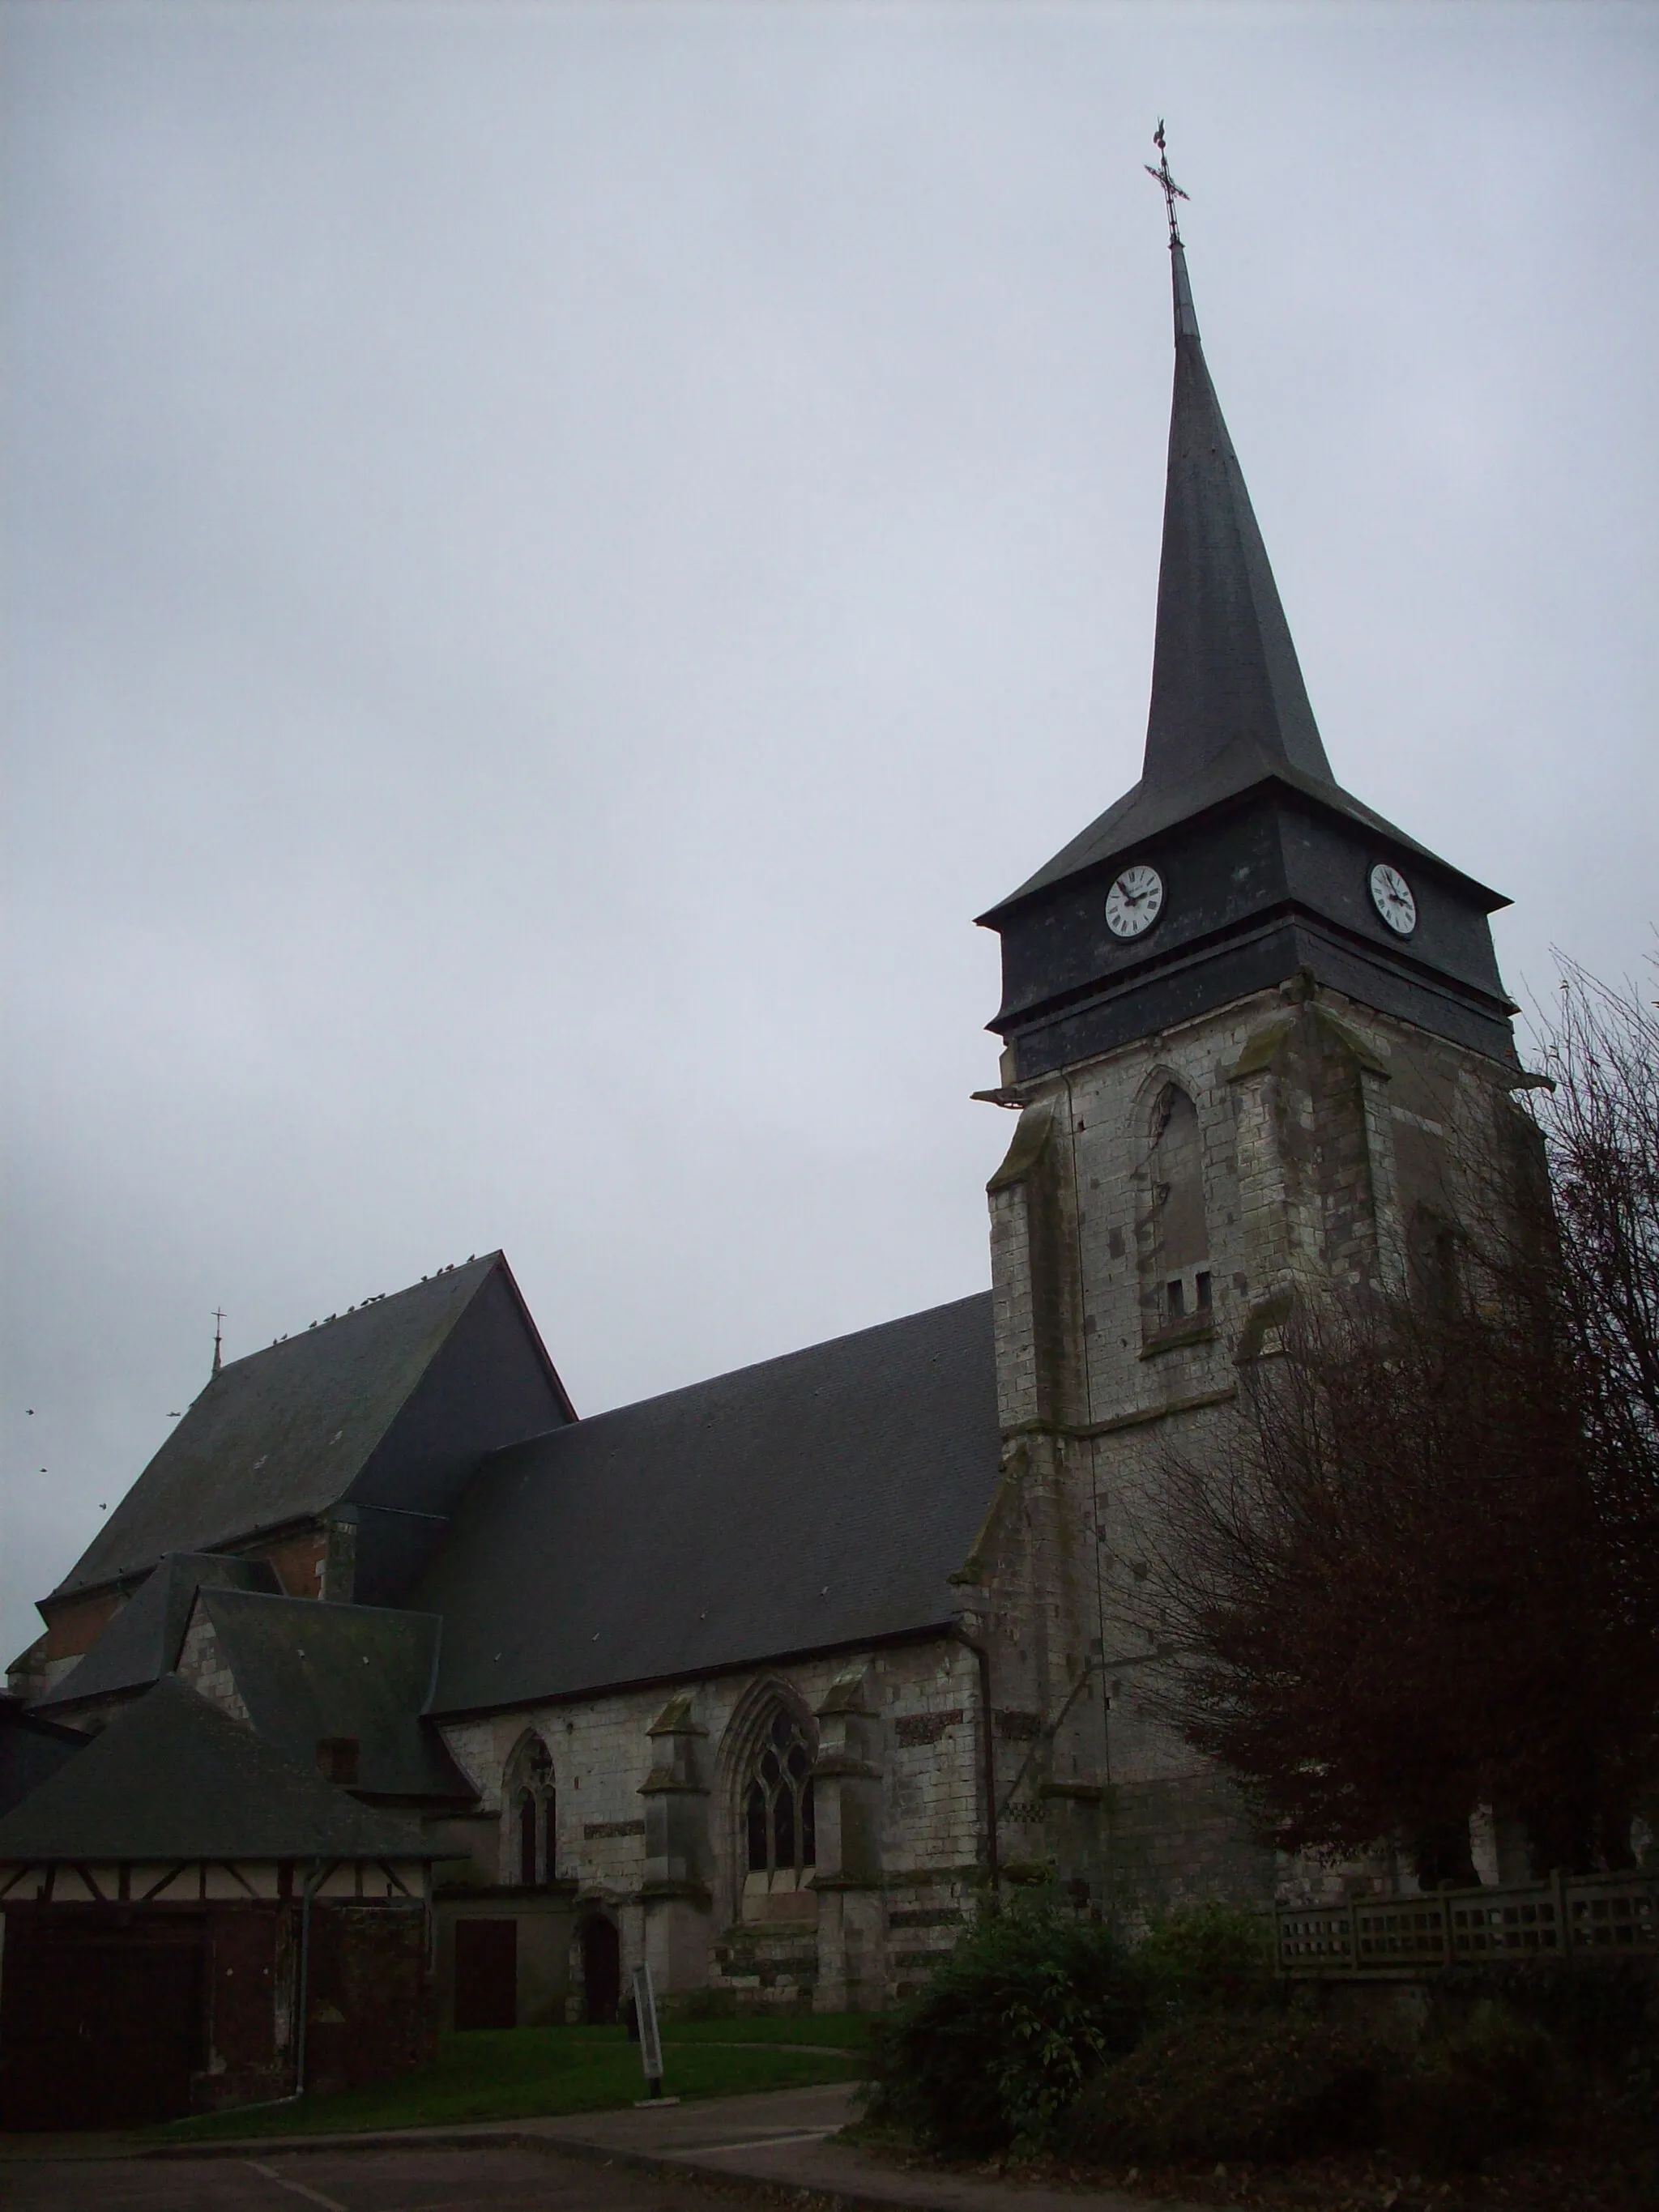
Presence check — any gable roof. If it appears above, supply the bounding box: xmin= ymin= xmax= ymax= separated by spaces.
xmin=0 ymin=1677 xmax=435 ymax=1864
xmin=49 ymin=1253 xmax=570 ymax=1602
xmin=189 ymin=1588 xmax=474 ymax=1802
xmin=419 ymin=1292 xmax=1001 ymax=1715
xmin=38 ymin=1553 xmax=280 ymax=1713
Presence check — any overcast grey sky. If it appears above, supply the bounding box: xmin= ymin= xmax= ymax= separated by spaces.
xmin=3 ymin=2 xmax=1655 ymax=1665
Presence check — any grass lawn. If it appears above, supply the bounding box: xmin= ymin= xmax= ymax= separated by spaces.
xmin=156 ymin=2018 xmax=872 ymax=2143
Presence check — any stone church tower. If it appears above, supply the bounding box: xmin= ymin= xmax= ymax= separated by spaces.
xmin=966 ymin=219 xmax=1525 ymax=1916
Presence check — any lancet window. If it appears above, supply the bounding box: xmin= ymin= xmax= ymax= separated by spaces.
xmin=1149 ymin=1084 xmax=1212 ymax=1328
xmin=505 ymin=1737 xmax=556 ymax=1886
xmin=744 ymin=1707 xmax=816 ymax=1894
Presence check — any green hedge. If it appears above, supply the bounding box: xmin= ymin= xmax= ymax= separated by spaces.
xmin=863 ymin=1897 xmax=1648 ymax=2172
xmin=863 ymin=1894 xmax=1150 ymax=2156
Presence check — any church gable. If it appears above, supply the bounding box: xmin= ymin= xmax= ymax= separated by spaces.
xmin=46 ymin=1253 xmax=572 ymax=1616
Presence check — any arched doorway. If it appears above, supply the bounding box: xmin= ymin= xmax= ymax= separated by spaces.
xmin=580 ymin=1916 xmax=621 ymax=2025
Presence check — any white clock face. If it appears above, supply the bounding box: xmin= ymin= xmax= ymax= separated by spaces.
xmin=1104 ymin=863 xmax=1164 ymax=940
xmin=1369 ymin=862 xmax=1417 ymax=936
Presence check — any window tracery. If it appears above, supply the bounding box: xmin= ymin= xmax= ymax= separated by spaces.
xmin=504 ymin=1737 xmax=555 ymax=1886
xmin=741 ymin=1706 xmax=815 ymax=1908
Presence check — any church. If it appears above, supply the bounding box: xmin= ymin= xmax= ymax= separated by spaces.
xmin=0 ymin=202 xmax=1524 ymax=2119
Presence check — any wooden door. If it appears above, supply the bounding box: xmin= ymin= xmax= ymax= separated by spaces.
xmin=453 ymin=1917 xmax=517 ymax=2030
xmin=581 ymin=1915 xmax=621 ymax=2025
xmin=0 ymin=1917 xmax=202 ymax=2129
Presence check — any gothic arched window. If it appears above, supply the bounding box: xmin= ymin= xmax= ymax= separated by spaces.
xmin=744 ymin=1707 xmax=816 ymax=1897
xmin=503 ymin=1737 xmax=555 ymax=1886
xmin=1148 ymin=1084 xmax=1211 ymax=1328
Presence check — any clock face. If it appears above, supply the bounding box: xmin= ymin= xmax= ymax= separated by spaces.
xmin=1369 ymin=862 xmax=1417 ymax=936
xmin=1104 ymin=863 xmax=1165 ymax=940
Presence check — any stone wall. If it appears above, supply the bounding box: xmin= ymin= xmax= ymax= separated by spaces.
xmin=436 ymin=1633 xmax=987 ymax=2012
xmin=977 ymin=974 xmax=1526 ymax=1924
xmin=177 ymin=1602 xmax=251 ymax=1724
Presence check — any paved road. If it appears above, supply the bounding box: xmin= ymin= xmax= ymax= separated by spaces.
xmin=0 ymin=2143 xmax=718 ymax=2211
xmin=1 ymin=2081 xmax=1185 ymax=2212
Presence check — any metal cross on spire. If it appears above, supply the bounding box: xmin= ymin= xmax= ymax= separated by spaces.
xmin=211 ymin=1307 xmax=225 ymax=1374
xmin=1145 ymin=119 xmax=1189 ymax=249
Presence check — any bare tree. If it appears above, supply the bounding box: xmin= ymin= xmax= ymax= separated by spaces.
xmin=1530 ymin=964 xmax=1659 ymax=1562
xmin=1148 ymin=961 xmax=1659 ymax=1888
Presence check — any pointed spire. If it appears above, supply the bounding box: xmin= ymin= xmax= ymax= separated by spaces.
xmin=979 ymin=134 xmax=1470 ymax=925
xmin=211 ymin=1307 xmax=224 ymax=1376
xmin=1141 ymin=136 xmax=1334 ymax=793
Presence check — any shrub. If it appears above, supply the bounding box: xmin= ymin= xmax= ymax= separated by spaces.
xmin=1433 ymin=1956 xmax=1654 ymax=2075
xmin=1386 ymin=2000 xmax=1565 ymax=2172
xmin=1064 ymin=2010 xmax=1384 ymax=2166
xmin=1137 ymin=1900 xmax=1276 ymax=2015
xmin=863 ymin=1895 xmax=1150 ymax=2157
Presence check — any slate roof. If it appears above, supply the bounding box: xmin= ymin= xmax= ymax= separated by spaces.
xmin=39 ymin=1553 xmax=280 ymax=1712
xmin=0 ymin=1696 xmax=87 ymax=1821
xmin=50 ymin=1255 xmax=535 ymax=1600
xmin=420 ymin=1292 xmax=1001 ymax=1715
xmin=981 ymin=244 xmax=1502 ymax=922
xmin=0 ymin=1677 xmax=437 ymax=1863
xmin=189 ymin=1588 xmax=474 ymax=1803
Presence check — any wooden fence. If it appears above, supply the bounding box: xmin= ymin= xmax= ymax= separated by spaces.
xmin=1274 ymin=1870 xmax=1659 ymax=1976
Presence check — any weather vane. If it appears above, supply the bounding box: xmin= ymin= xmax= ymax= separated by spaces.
xmin=1145 ymin=119 xmax=1188 ymax=249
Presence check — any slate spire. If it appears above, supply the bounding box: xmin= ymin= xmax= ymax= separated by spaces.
xmin=1143 ymin=232 xmax=1335 ymax=791
xmin=979 ymin=142 xmax=1516 ymax=1080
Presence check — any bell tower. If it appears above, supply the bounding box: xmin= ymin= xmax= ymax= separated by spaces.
xmin=966 ymin=150 xmax=1527 ymax=1917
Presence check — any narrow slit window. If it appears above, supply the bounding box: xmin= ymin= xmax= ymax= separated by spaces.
xmin=1196 ymin=1271 xmax=1213 ymax=1310
xmin=1166 ymin=1278 xmax=1185 ymax=1319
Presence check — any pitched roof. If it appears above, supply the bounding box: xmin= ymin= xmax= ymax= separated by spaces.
xmin=420 ymin=1292 xmax=1001 ymax=1715
xmin=49 ymin=1254 xmax=567 ymax=1601
xmin=981 ymin=242 xmax=1502 ymax=921
xmin=0 ymin=1677 xmax=436 ymax=1863
xmin=0 ymin=1696 xmax=87 ymax=1821
xmin=38 ymin=1553 xmax=280 ymax=1712
xmin=189 ymin=1588 xmax=474 ymax=1802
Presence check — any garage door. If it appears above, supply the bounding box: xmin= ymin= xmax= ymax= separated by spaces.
xmin=0 ymin=1922 xmax=203 ymax=2129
